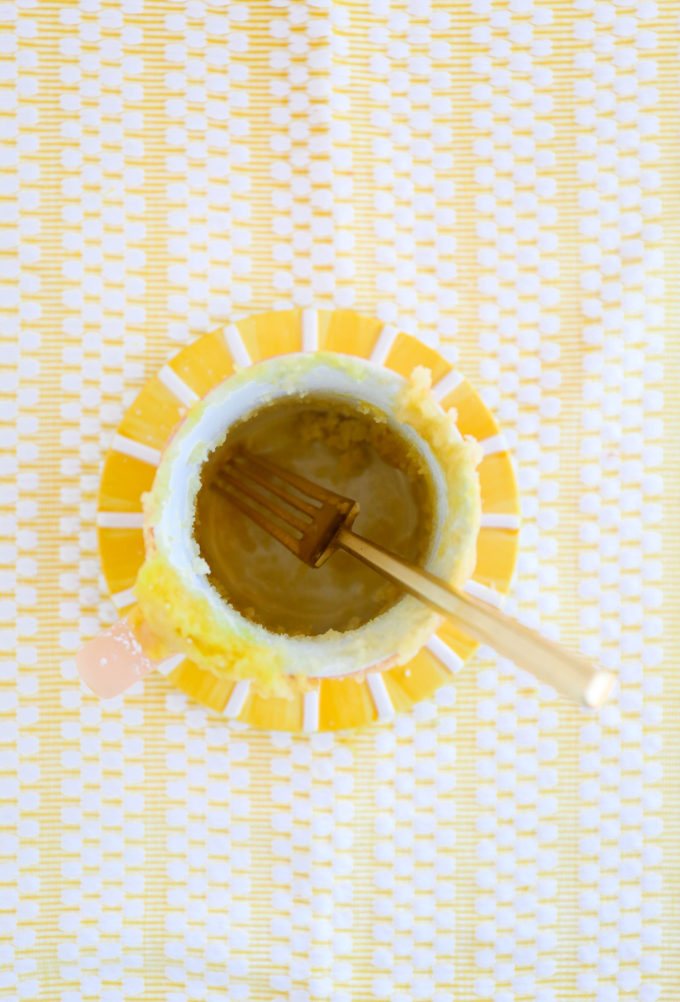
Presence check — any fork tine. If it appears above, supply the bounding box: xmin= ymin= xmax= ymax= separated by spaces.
xmin=229 ymin=457 xmax=319 ymax=516
xmin=235 ymin=451 xmax=342 ymax=505
xmin=214 ymin=469 xmax=310 ymax=534
xmin=212 ymin=478 xmax=303 ymax=555
xmin=213 ymin=448 xmax=361 ymax=567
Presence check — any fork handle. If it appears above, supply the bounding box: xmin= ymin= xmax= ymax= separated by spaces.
xmin=336 ymin=528 xmax=615 ymax=708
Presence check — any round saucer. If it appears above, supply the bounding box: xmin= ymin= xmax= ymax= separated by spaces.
xmin=96 ymin=308 xmax=519 ymax=731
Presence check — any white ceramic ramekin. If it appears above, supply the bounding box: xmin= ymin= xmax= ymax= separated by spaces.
xmin=136 ymin=351 xmax=480 ymax=685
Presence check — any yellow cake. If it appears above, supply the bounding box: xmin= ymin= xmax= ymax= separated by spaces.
xmin=133 ymin=353 xmax=481 ymax=697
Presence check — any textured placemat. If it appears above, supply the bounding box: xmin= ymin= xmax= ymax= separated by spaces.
xmin=1 ymin=2 xmax=678 ymax=999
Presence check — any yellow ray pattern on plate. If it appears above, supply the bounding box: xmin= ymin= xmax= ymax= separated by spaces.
xmin=247 ymin=689 xmax=304 ymax=732
xmin=435 ymin=621 xmax=481 ymax=663
xmin=99 ymin=452 xmax=157 ymax=514
xmin=97 ymin=308 xmax=519 ymax=731
xmin=318 ymin=308 xmax=382 ymax=357
xmin=238 ymin=308 xmax=303 ymax=360
xmin=384 ymin=649 xmax=454 ymax=714
xmin=479 ymin=453 xmax=520 ymax=516
xmin=441 ymin=377 xmax=500 ymax=441
xmin=382 ymin=332 xmax=453 ymax=384
xmin=475 ymin=528 xmax=520 ymax=591
xmin=168 ymin=328 xmax=237 ymax=398
xmin=118 ymin=375 xmax=187 ymax=450
xmin=98 ymin=528 xmax=145 ymax=595
xmin=319 ymin=675 xmax=379 ymax=732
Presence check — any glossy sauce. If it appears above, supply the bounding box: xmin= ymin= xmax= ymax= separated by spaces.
xmin=194 ymin=395 xmax=434 ymax=636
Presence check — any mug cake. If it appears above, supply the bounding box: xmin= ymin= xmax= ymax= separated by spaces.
xmin=133 ymin=352 xmax=481 ymax=696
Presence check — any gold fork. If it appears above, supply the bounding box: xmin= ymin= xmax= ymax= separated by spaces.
xmin=214 ymin=450 xmax=616 ymax=708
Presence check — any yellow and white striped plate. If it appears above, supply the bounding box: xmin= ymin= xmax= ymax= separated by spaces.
xmin=97 ymin=308 xmax=519 ymax=732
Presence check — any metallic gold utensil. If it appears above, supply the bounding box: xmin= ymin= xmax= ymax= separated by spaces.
xmin=214 ymin=450 xmax=616 ymax=708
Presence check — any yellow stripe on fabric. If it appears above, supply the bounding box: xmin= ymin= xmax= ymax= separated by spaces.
xmin=4 ymin=1 xmax=679 ymax=998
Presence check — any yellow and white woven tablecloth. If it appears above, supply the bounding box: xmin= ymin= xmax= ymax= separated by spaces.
xmin=1 ymin=2 xmax=679 ymax=999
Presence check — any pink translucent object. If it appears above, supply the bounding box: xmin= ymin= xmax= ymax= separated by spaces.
xmin=76 ymin=617 xmax=156 ymax=698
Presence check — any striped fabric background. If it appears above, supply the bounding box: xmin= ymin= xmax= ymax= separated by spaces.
xmin=1 ymin=1 xmax=679 ymax=999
